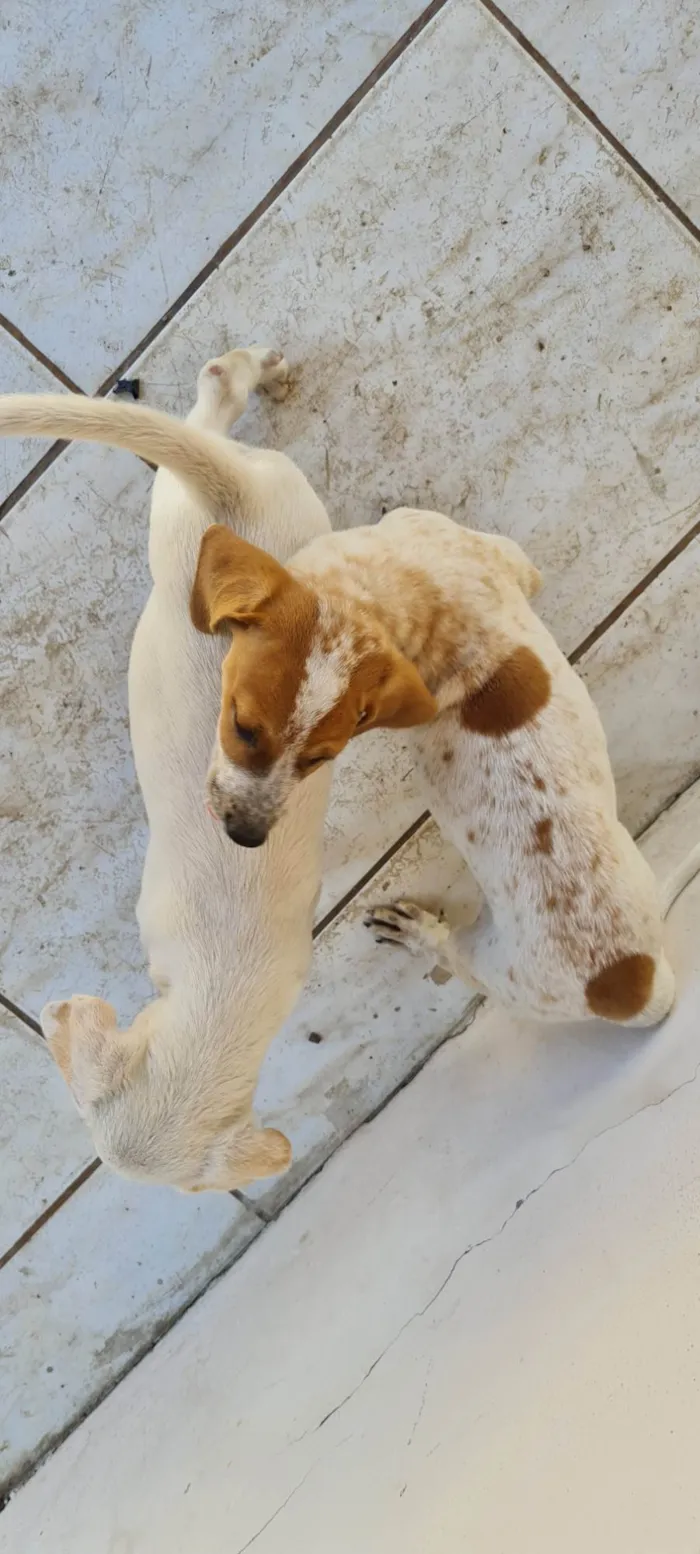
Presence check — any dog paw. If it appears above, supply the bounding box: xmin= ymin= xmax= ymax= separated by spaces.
xmin=249 ymin=346 xmax=290 ymax=400
xmin=364 ymin=899 xmax=444 ymax=955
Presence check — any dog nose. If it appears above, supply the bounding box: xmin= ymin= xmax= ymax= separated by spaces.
xmin=224 ymin=817 xmax=268 ymax=848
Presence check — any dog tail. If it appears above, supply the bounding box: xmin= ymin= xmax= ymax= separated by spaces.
xmin=659 ymin=840 xmax=700 ymax=918
xmin=0 ymin=393 xmax=254 ymax=517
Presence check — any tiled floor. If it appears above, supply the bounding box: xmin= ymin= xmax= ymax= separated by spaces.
xmin=1 ymin=0 xmax=700 ymax=1525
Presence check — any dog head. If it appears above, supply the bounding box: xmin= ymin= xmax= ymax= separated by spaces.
xmin=40 ymin=995 xmax=292 ymax=1192
xmin=191 ymin=525 xmax=436 ymax=845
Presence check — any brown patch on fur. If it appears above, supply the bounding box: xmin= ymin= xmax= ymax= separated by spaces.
xmin=533 ymin=774 xmax=546 ymax=791
xmin=533 ymin=817 xmax=553 ymax=854
xmin=467 ymin=829 xmax=476 ymax=843
xmin=546 ymin=894 xmax=557 ymax=911
xmin=586 ymin=954 xmax=656 ymax=1022
xmin=461 ymin=646 xmax=551 ymax=738
xmin=442 ymin=748 xmax=454 ymax=764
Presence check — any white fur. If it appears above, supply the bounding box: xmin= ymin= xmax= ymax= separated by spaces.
xmin=1 ymin=350 xmax=333 ymax=1189
xmin=291 ymin=509 xmax=699 ymax=1028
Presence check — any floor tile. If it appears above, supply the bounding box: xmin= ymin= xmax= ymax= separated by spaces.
xmin=0 ymin=329 xmax=69 ymax=506
xmin=0 ymin=1007 xmax=94 ymax=1256
xmin=7 ymin=782 xmax=700 ymax=1550
xmin=135 ymin=0 xmax=700 ymax=659
xmin=579 ymin=533 xmax=700 ymax=834
xmin=246 ymin=817 xmax=480 ymax=1215
xmin=0 ymin=1168 xmax=259 ymax=1496
xmin=503 ymin=0 xmax=700 ymax=224
xmin=0 ymin=0 xmax=424 ymax=388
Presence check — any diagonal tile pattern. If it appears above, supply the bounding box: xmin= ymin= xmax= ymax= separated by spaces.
xmin=2 ymin=0 xmax=700 ymax=1499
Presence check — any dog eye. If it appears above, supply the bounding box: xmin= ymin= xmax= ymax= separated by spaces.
xmin=297 ymin=754 xmax=329 ymax=773
xmin=233 ymin=714 xmax=257 ymax=747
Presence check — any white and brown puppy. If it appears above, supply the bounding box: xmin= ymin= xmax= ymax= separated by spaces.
xmin=192 ymin=508 xmax=700 ymax=1027
xmin=0 ymin=350 xmax=346 ymax=1191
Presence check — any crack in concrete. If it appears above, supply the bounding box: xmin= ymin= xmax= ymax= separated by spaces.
xmin=308 ymin=1057 xmax=700 ymax=1437
xmin=235 ymin=1465 xmax=315 ymax=1554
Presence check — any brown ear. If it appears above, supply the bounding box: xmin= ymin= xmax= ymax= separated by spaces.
xmin=190 ymin=524 xmax=289 ymax=634
xmin=361 ymin=652 xmax=437 ymax=732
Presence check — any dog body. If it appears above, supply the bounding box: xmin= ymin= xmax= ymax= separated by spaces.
xmin=1 ymin=351 xmax=333 ymax=1188
xmin=193 ymin=503 xmax=693 ymax=1027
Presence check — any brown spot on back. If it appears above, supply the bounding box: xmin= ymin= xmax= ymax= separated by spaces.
xmin=467 ymin=829 xmax=476 ymax=843
xmin=533 ymin=774 xmax=546 ymax=791
xmin=586 ymin=954 xmax=656 ymax=1022
xmin=442 ymin=748 xmax=454 ymax=764
xmin=546 ymin=893 xmax=558 ymax=911
xmin=461 ymin=646 xmax=551 ymax=737
xmin=533 ymin=817 xmax=553 ymax=854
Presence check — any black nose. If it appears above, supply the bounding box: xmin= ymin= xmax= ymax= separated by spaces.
xmin=224 ymin=817 xmax=268 ymax=848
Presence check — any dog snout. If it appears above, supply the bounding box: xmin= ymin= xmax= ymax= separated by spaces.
xmin=223 ymin=815 xmax=269 ymax=848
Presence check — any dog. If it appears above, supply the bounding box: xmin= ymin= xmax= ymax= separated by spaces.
xmin=0 ymin=348 xmax=338 ymax=1189
xmin=192 ymin=506 xmax=700 ymax=1027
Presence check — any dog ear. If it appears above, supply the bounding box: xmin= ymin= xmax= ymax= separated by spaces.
xmin=358 ymin=651 xmax=436 ymax=732
xmin=203 ymin=1121 xmax=292 ymax=1190
xmin=190 ymin=525 xmax=289 ymax=634
xmin=40 ymin=996 xmax=145 ymax=1108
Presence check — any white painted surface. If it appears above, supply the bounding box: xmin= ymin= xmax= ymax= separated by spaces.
xmin=580 ymin=533 xmax=700 ymax=834
xmin=0 ymin=1008 xmax=93 ymax=1255
xmin=0 ymin=0 xmax=423 ymax=388
xmin=136 ymin=0 xmax=700 ymax=657
xmin=506 ymin=0 xmax=700 ymax=223
xmin=0 ymin=1167 xmax=260 ymax=1495
xmin=0 ymin=330 xmax=68 ymax=504
xmin=5 ymin=782 xmax=700 ymax=1550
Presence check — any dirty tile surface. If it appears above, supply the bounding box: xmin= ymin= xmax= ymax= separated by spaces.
xmin=0 ymin=0 xmax=423 ymax=389
xmin=136 ymin=0 xmax=700 ymax=656
xmin=0 ymin=329 xmax=69 ymax=505
xmin=0 ymin=1008 xmax=94 ymax=1255
xmin=3 ymin=0 xmax=700 ymax=1511
xmin=580 ymin=534 xmax=700 ymax=834
xmin=504 ymin=0 xmax=700 ymax=224
xmin=6 ymin=783 xmax=700 ymax=1551
xmin=0 ymin=1170 xmax=260 ymax=1495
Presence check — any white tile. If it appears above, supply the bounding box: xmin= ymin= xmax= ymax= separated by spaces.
xmin=0 ymin=0 xmax=423 ymax=388
xmin=0 ymin=1007 xmax=94 ymax=1256
xmin=248 ymin=818 xmax=480 ymax=1214
xmin=7 ymin=783 xmax=700 ymax=1550
xmin=0 ymin=330 xmax=69 ymax=505
xmin=135 ymin=0 xmax=700 ymax=658
xmin=580 ymin=534 xmax=700 ymax=834
xmin=0 ymin=1167 xmax=259 ymax=1495
xmin=504 ymin=0 xmax=700 ymax=224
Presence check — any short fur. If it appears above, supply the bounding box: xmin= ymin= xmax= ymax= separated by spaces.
xmin=0 ymin=350 xmax=334 ymax=1188
xmin=194 ymin=502 xmax=700 ymax=1027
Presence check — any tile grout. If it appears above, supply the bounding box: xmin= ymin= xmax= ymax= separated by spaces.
xmin=0 ymin=313 xmax=84 ymax=395
xmin=0 ymin=1160 xmax=101 ymax=1274
xmin=477 ymin=0 xmax=700 ymax=249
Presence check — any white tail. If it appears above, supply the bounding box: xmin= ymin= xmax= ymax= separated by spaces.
xmin=0 ymin=393 xmax=253 ymax=516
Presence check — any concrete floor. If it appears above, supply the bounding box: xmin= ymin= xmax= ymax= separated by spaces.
xmin=1 ymin=0 xmax=700 ymax=1540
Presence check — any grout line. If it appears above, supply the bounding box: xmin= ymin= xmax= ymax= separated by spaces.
xmin=477 ymin=0 xmax=700 ymax=250
xmin=92 ymin=0 xmax=453 ymax=401
xmin=0 ymin=990 xmax=43 ymax=1037
xmin=0 ymin=0 xmax=450 ymax=528
xmin=0 ymin=1160 xmax=101 ymax=1273
xmin=569 ymin=517 xmax=700 ymax=663
xmin=312 ymin=810 xmax=431 ymax=940
xmin=0 ymin=313 xmax=84 ymax=394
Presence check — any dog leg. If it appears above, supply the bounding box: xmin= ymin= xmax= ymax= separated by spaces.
xmin=365 ymin=899 xmax=485 ymax=989
xmin=190 ymin=346 xmax=290 ymax=433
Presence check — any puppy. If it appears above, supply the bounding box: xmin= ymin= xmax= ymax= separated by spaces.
xmin=0 ymin=349 xmax=335 ymax=1189
xmin=193 ymin=506 xmax=700 ymax=1026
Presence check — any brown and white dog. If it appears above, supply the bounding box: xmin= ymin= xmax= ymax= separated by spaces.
xmin=192 ymin=507 xmax=700 ymax=1027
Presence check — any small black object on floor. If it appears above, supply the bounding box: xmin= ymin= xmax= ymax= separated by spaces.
xmin=113 ymin=378 xmax=141 ymax=400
